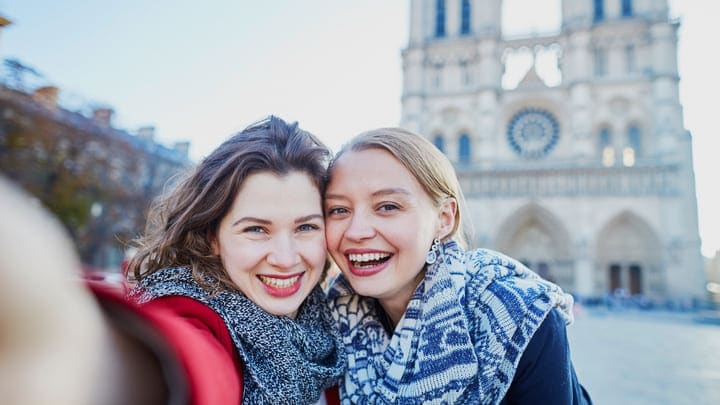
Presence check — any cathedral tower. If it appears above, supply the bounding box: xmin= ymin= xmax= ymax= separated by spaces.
xmin=401 ymin=0 xmax=705 ymax=301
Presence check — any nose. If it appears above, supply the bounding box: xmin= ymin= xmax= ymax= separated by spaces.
xmin=343 ymin=211 xmax=376 ymax=242
xmin=266 ymin=234 xmax=301 ymax=269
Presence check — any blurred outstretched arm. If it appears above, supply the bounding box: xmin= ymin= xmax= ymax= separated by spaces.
xmin=0 ymin=177 xmax=166 ymax=405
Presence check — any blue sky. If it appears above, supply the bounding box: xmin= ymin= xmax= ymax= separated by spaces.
xmin=1 ymin=0 xmax=717 ymax=257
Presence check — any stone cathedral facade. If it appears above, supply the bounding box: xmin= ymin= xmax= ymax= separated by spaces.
xmin=400 ymin=0 xmax=705 ymax=300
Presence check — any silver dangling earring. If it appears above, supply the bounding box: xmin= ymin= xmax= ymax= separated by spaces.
xmin=425 ymin=238 xmax=441 ymax=264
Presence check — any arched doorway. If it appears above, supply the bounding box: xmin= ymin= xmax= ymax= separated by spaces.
xmin=495 ymin=203 xmax=573 ymax=290
xmin=596 ymin=211 xmax=662 ymax=296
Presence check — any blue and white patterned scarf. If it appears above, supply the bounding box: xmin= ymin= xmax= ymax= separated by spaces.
xmin=327 ymin=240 xmax=573 ymax=404
xmin=130 ymin=267 xmax=346 ymax=404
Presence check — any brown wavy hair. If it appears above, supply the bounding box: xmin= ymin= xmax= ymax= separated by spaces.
xmin=127 ymin=116 xmax=330 ymax=291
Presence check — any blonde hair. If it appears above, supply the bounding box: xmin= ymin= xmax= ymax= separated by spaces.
xmin=330 ymin=127 xmax=471 ymax=248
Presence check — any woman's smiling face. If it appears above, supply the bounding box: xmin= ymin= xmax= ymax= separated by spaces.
xmin=213 ymin=170 xmax=326 ymax=318
xmin=324 ymin=148 xmax=450 ymax=320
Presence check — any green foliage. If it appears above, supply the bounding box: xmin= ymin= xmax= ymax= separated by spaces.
xmin=0 ymin=86 xmax=188 ymax=269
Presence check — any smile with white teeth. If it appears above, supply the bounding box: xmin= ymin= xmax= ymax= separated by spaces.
xmin=348 ymin=252 xmax=391 ymax=268
xmin=258 ymin=274 xmax=301 ymax=289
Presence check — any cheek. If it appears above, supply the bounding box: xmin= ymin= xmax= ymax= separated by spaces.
xmin=391 ymin=221 xmax=434 ymax=255
xmin=301 ymin=236 xmax=328 ymax=269
xmin=218 ymin=244 xmax=251 ymax=272
xmin=324 ymin=222 xmax=343 ymax=250
xmin=323 ymin=229 xmax=345 ymax=268
xmin=217 ymin=235 xmax=262 ymax=262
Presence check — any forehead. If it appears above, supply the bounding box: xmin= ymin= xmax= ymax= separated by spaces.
xmin=328 ymin=148 xmax=425 ymax=196
xmin=230 ymin=170 xmax=321 ymax=213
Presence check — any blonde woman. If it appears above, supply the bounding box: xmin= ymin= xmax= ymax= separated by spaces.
xmin=324 ymin=127 xmax=591 ymax=404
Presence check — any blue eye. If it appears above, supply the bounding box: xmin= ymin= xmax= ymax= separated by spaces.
xmin=378 ymin=203 xmax=399 ymax=212
xmin=327 ymin=207 xmax=349 ymax=216
xmin=243 ymin=226 xmax=266 ymax=234
xmin=297 ymin=223 xmax=320 ymax=232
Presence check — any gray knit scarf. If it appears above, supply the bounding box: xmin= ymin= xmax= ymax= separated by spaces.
xmin=327 ymin=240 xmax=573 ymax=404
xmin=130 ymin=267 xmax=346 ymax=404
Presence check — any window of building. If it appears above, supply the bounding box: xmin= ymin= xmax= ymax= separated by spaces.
xmin=460 ymin=0 xmax=471 ymax=35
xmin=622 ymin=147 xmax=635 ymax=167
xmin=627 ymin=126 xmax=641 ymax=154
xmin=459 ymin=133 xmax=471 ymax=164
xmin=593 ymin=0 xmax=604 ymax=23
xmin=594 ymin=47 xmax=608 ymax=77
xmin=625 ymin=44 xmax=636 ymax=73
xmin=599 ymin=127 xmax=615 ymax=166
xmin=435 ymin=0 xmax=446 ymax=38
xmin=506 ymin=108 xmax=560 ymax=158
xmin=622 ymin=0 xmax=633 ymax=17
xmin=623 ymin=125 xmax=640 ymax=166
xmin=433 ymin=134 xmax=445 ymax=152
xmin=599 ymin=128 xmax=610 ymax=147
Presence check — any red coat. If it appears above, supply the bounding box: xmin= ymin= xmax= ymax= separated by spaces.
xmin=92 ymin=284 xmax=340 ymax=404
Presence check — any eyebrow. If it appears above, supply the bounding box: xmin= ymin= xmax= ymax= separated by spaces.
xmin=232 ymin=217 xmax=269 ymax=227
xmin=232 ymin=214 xmax=323 ymax=227
xmin=372 ymin=187 xmax=411 ymax=197
xmin=295 ymin=214 xmax=324 ymax=224
xmin=325 ymin=187 xmax=411 ymax=201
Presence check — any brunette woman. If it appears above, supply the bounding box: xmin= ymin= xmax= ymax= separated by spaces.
xmin=0 ymin=116 xmax=345 ymax=405
xmin=125 ymin=116 xmax=345 ymax=404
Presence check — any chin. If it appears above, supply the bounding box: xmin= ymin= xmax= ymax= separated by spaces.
xmin=262 ymin=300 xmax=303 ymax=318
xmin=347 ymin=280 xmax=383 ymax=299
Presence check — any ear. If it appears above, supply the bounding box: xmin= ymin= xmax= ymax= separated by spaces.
xmin=436 ymin=197 xmax=457 ymax=240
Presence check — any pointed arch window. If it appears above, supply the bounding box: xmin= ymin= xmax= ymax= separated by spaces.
xmin=435 ymin=0 xmax=446 ymax=38
xmin=621 ymin=0 xmax=633 ymax=17
xmin=460 ymin=0 xmax=472 ymax=35
xmin=459 ymin=133 xmax=471 ymax=164
xmin=593 ymin=0 xmax=605 ymax=23
xmin=627 ymin=126 xmax=641 ymax=153
xmin=623 ymin=125 xmax=640 ymax=166
xmin=433 ymin=134 xmax=445 ymax=153
xmin=599 ymin=128 xmax=611 ymax=149
xmin=599 ymin=127 xmax=614 ymax=166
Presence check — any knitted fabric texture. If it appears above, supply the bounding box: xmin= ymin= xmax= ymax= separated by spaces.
xmin=327 ymin=240 xmax=574 ymax=405
xmin=130 ymin=267 xmax=346 ymax=404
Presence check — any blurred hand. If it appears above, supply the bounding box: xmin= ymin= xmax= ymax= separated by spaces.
xmin=0 ymin=177 xmax=108 ymax=405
